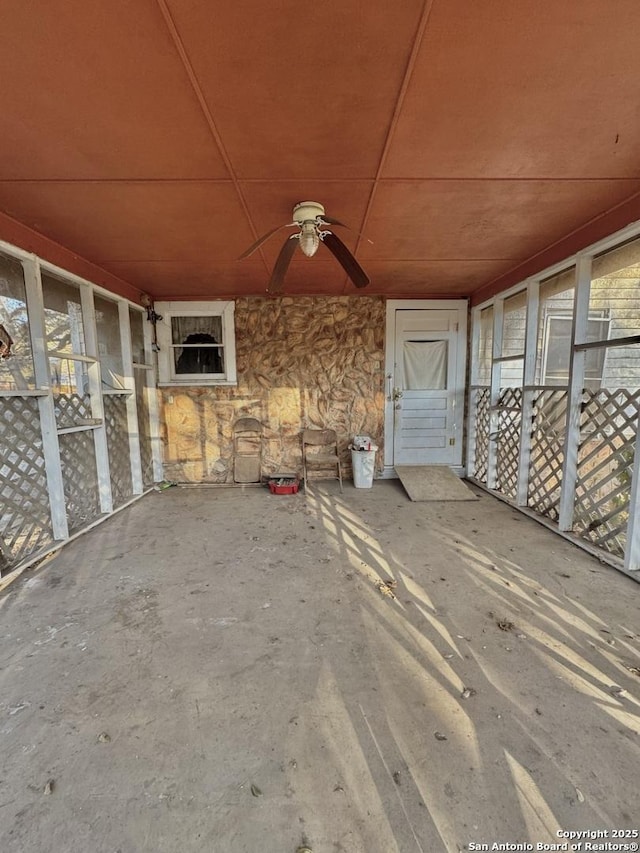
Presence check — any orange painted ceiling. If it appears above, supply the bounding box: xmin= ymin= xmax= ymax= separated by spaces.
xmin=1 ymin=0 xmax=640 ymax=303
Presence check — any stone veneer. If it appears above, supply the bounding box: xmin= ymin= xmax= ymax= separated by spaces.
xmin=160 ymin=296 xmax=385 ymax=483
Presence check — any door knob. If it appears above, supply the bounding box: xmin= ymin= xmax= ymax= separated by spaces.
xmin=393 ymin=387 xmax=403 ymax=400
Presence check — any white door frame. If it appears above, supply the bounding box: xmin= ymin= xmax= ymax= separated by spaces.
xmin=383 ymin=299 xmax=468 ymax=477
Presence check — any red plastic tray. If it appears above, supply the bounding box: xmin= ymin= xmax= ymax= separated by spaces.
xmin=268 ymin=479 xmax=299 ymax=494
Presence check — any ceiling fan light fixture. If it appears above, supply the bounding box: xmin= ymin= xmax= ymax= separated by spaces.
xmin=239 ymin=200 xmax=370 ymax=290
xmin=292 ymin=201 xmax=325 ymax=224
xmin=299 ymin=221 xmax=320 ymax=257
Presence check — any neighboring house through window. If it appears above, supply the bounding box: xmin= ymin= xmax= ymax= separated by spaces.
xmin=542 ymin=312 xmax=610 ymax=389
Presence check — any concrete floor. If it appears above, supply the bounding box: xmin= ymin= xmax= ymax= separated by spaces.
xmin=0 ymin=480 xmax=639 ymax=853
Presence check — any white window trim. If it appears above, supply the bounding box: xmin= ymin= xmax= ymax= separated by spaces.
xmin=155 ymin=300 xmax=237 ymax=386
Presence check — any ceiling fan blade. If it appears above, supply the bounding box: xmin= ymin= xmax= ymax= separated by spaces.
xmin=321 ymin=231 xmax=370 ymax=289
xmin=238 ymin=222 xmax=293 ymax=260
xmin=319 ymin=217 xmax=373 ymax=245
xmin=319 ymin=215 xmax=347 ymax=228
xmin=268 ymin=234 xmax=299 ymax=293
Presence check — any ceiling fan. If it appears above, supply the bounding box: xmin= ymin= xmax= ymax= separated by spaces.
xmin=239 ymin=201 xmax=370 ymax=292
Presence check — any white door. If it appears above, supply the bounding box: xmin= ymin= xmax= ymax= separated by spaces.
xmin=392 ymin=308 xmax=464 ymax=466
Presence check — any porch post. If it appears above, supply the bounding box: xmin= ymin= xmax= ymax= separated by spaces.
xmin=466 ymin=307 xmax=480 ymax=479
xmin=487 ymin=297 xmax=504 ymax=490
xmin=624 ymin=411 xmax=640 ymax=573
xmin=119 ymin=303 xmax=143 ymax=494
xmin=517 ymin=279 xmax=539 ymax=506
xmin=22 ymin=256 xmax=69 ymax=540
xmin=81 ymin=286 xmax=113 ymax=515
xmin=142 ymin=311 xmax=163 ymax=484
xmin=558 ymin=256 xmax=590 ymax=532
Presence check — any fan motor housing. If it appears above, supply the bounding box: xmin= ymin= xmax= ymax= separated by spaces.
xmin=292 ymin=201 xmax=325 ymax=224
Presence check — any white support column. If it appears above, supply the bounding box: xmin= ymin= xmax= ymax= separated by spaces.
xmin=148 ymin=373 xmax=163 ymax=485
xmin=466 ymin=307 xmax=481 ymax=478
xmin=624 ymin=412 xmax=640 ymax=573
xmin=142 ymin=310 xmax=163 ymax=484
xmin=119 ymin=303 xmax=143 ymax=494
xmin=559 ymin=256 xmax=590 ymax=531
xmin=81 ymin=286 xmax=113 ymax=515
xmin=517 ymin=280 xmax=540 ymax=506
xmin=22 ymin=257 xmax=69 ymax=540
xmin=487 ymin=298 xmax=504 ymax=490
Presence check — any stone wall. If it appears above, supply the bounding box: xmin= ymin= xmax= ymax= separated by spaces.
xmin=160 ymin=296 xmax=386 ymax=483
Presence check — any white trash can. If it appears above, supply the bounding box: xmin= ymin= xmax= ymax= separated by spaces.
xmin=351 ymin=445 xmax=378 ymax=489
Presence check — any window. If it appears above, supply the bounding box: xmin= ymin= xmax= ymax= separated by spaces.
xmin=155 ymin=301 xmax=236 ymax=385
xmin=475 ymin=305 xmax=493 ymax=385
xmin=0 ymin=252 xmax=35 ymax=391
xmin=95 ymin=295 xmax=126 ymax=390
xmin=129 ymin=307 xmax=148 ymax=366
xmin=403 ymin=340 xmax=448 ymax=389
xmin=542 ymin=313 xmax=610 ymax=389
xmin=41 ymin=273 xmax=86 ymax=356
xmin=41 ymin=273 xmax=94 ymax=405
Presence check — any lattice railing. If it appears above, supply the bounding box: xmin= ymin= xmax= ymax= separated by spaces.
xmin=0 ymin=396 xmax=54 ymax=573
xmin=573 ymin=388 xmax=639 ymax=558
xmin=58 ymin=430 xmax=101 ymax=534
xmin=528 ymin=388 xmax=568 ymax=521
xmin=495 ymin=387 xmax=522 ymax=499
xmin=54 ymin=392 xmax=92 ymax=429
xmin=104 ymin=394 xmax=133 ymax=507
xmin=472 ymin=387 xmax=490 ymax=482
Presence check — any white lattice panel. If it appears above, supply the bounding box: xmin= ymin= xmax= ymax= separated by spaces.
xmin=58 ymin=430 xmax=101 ymax=534
xmin=0 ymin=396 xmax=53 ymax=573
xmin=104 ymin=395 xmax=133 ymax=506
xmin=473 ymin=387 xmax=490 ymax=482
xmin=573 ymin=388 xmax=639 ymax=558
xmin=495 ymin=387 xmax=522 ymax=499
xmin=528 ymin=388 xmax=568 ymax=521
xmin=54 ymin=392 xmax=91 ymax=429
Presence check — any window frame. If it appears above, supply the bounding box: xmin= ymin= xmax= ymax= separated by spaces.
xmin=542 ymin=311 xmax=611 ymax=387
xmin=155 ymin=300 xmax=237 ymax=386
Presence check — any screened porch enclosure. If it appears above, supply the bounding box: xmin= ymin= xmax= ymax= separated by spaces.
xmin=2 ymin=221 xmax=640 ymax=581
xmin=0 ymin=243 xmax=159 ymax=576
xmin=469 ymin=232 xmax=640 ymax=577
